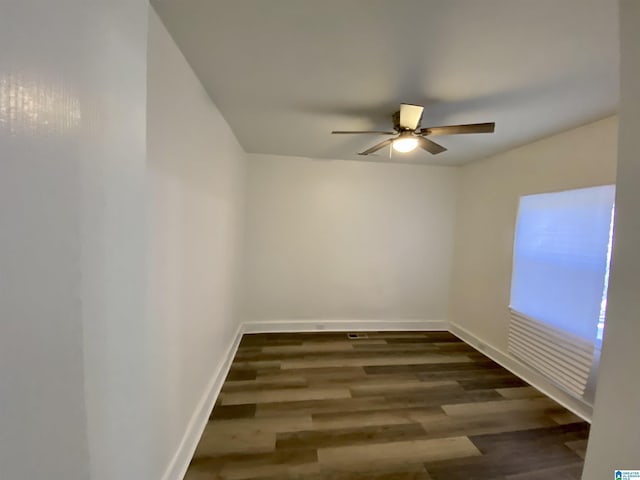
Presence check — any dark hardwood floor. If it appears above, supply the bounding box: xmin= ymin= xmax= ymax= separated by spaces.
xmin=185 ymin=331 xmax=589 ymax=479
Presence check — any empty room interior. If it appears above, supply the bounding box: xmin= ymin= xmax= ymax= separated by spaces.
xmin=2 ymin=1 xmax=640 ymax=479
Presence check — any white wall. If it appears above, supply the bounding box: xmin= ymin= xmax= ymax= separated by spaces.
xmin=0 ymin=1 xmax=149 ymax=479
xmin=583 ymin=1 xmax=640 ymax=477
xmin=147 ymin=8 xmax=246 ymax=479
xmin=0 ymin=3 xmax=89 ymax=477
xmin=80 ymin=3 xmax=151 ymax=479
xmin=0 ymin=4 xmax=246 ymax=479
xmin=240 ymin=154 xmax=458 ymax=324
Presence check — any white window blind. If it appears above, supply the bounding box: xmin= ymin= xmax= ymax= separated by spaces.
xmin=508 ymin=185 xmax=615 ymax=397
xmin=510 ymin=185 xmax=616 ymax=344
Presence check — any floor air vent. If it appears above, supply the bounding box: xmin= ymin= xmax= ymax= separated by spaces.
xmin=347 ymin=333 xmax=369 ymax=339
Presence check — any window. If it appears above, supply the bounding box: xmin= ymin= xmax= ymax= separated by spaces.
xmin=508 ymin=185 xmax=615 ymax=397
xmin=510 ymin=185 xmax=615 ymax=348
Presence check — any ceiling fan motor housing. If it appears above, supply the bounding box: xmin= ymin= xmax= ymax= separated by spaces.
xmin=392 ymin=111 xmax=403 ymax=131
xmin=392 ymin=110 xmax=423 ymax=132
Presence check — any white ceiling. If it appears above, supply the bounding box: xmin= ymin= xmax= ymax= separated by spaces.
xmin=152 ymin=0 xmax=619 ymax=165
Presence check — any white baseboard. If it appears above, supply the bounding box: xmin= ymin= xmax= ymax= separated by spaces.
xmin=242 ymin=319 xmax=449 ymax=334
xmin=161 ymin=323 xmax=245 ymax=480
xmin=449 ymin=322 xmax=593 ymax=423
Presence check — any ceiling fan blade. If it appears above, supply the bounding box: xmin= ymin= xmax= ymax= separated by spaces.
xmin=418 ymin=137 xmax=447 ymax=155
xmin=399 ymin=104 xmax=424 ymax=130
xmin=332 ymin=130 xmax=396 ymax=135
xmin=358 ymin=138 xmax=394 ymax=155
xmin=420 ymin=122 xmax=495 ymax=136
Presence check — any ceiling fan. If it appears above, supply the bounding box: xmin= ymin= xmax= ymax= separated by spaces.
xmin=332 ymin=103 xmax=495 ymax=156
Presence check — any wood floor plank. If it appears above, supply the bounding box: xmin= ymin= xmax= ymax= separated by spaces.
xmin=365 ymin=359 xmax=501 ymax=375
xmin=547 ymin=409 xmax=585 ymax=425
xmin=230 ymin=360 xmax=283 ymax=370
xmin=350 ymin=343 xmax=441 ymax=352
xmin=565 ymin=439 xmax=588 ymax=459
xmin=220 ymin=460 xmax=322 ymax=480
xmin=311 ymin=465 xmax=434 ymax=480
xmin=416 ymin=368 xmax=520 ymax=382
xmin=220 ymin=386 xmax=352 ymax=405
xmin=306 ymin=372 xmax=421 ymax=387
xmin=185 ymin=332 xmax=590 ymax=480
xmin=236 ymin=464 xmax=434 ymax=480
xmin=210 ymin=403 xmax=257 ymax=420
xmin=458 ymin=376 xmax=528 ymax=390
xmin=255 ymin=395 xmax=392 ymax=417
xmin=432 ymin=342 xmax=479 ymax=352
xmin=419 ymin=410 xmax=558 ymax=439
xmin=260 ymin=341 xmax=358 ymax=354
xmin=311 ymin=406 xmax=444 ymax=430
xmin=221 ymin=376 xmax=308 ymax=393
xmin=239 ymin=336 xmax=302 ymax=347
xmin=318 ymin=436 xmax=481 ymax=470
xmin=205 ymin=415 xmax=313 ymax=434
xmin=193 ymin=422 xmax=275 ymax=457
xmin=441 ymin=397 xmax=557 ymax=416
xmin=469 ymin=423 xmax=590 ymax=455
xmin=193 ymin=416 xmax=314 ymax=458
xmin=424 ymin=446 xmax=581 ymax=479
xmin=281 ymin=354 xmax=473 ymax=369
xmin=363 ymin=332 xmax=432 ymax=338
xmin=505 ymin=462 xmax=584 ymax=479
xmin=496 ymin=386 xmax=544 ymax=399
xmin=349 ymin=379 xmax=459 ymax=397
xmin=184 ymin=470 xmax=223 ymax=480
xmin=257 ymin=366 xmax=367 ymax=382
xmin=226 ymin=368 xmax=258 ymax=381
xmin=276 ymin=422 xmax=429 ymax=450
xmin=383 ymin=388 xmax=505 ymax=408
xmin=190 ymin=447 xmax=317 ymax=472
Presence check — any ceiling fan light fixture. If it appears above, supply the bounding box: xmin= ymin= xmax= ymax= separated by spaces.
xmin=333 ymin=103 xmax=493 ymax=156
xmin=393 ymin=136 xmax=418 ymax=153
